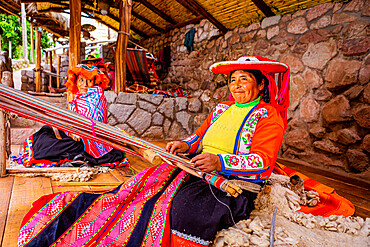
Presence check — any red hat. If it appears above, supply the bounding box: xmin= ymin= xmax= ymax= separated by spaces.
xmin=209 ymin=55 xmax=288 ymax=74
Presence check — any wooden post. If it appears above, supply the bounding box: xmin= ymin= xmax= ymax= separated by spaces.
xmin=69 ymin=0 xmax=81 ymax=70
xmin=0 ymin=67 xmax=6 ymax=177
xmin=0 ymin=110 xmax=6 ymax=177
xmin=49 ymin=51 xmax=52 ymax=90
xmin=8 ymin=41 xmax=12 ymax=59
xmin=69 ymin=0 xmax=81 ymax=101
xmin=35 ymin=29 xmax=42 ymax=92
xmin=57 ymin=54 xmax=61 ymax=88
xmin=21 ymin=3 xmax=28 ymax=60
xmin=115 ymin=0 xmax=132 ymax=93
xmin=30 ymin=22 xmax=34 ymax=64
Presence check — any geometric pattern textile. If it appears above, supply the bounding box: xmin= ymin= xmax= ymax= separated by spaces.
xmin=18 ymin=162 xmax=187 ymax=247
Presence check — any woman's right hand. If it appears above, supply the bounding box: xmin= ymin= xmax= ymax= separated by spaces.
xmin=166 ymin=141 xmax=188 ymax=154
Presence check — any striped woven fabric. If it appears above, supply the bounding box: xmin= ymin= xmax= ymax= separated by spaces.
xmin=126 ymin=48 xmax=151 ymax=85
xmin=18 ymin=163 xmax=188 ymax=247
xmin=69 ymin=86 xmax=113 ymax=158
xmin=273 ymin=163 xmax=355 ymax=217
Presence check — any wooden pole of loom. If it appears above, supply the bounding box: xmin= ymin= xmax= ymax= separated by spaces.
xmin=57 ymin=55 xmax=61 ymax=88
xmin=115 ymin=0 xmax=132 ymax=93
xmin=0 ymin=67 xmax=6 ymax=177
xmin=35 ymin=29 xmax=41 ymax=92
xmin=68 ymin=0 xmax=81 ymax=101
xmin=49 ymin=51 xmax=52 ymax=90
xmin=30 ymin=22 xmax=34 ymax=64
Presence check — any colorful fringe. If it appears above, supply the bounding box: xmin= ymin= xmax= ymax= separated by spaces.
xmin=18 ymin=163 xmax=188 ymax=247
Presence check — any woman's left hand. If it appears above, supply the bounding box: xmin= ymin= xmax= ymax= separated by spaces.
xmin=190 ymin=153 xmax=221 ymax=173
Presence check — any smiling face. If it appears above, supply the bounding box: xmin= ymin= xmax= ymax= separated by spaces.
xmin=229 ymin=70 xmax=264 ymax=104
xmin=77 ymin=75 xmax=95 ymax=94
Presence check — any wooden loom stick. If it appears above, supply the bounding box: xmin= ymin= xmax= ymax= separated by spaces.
xmin=56 ymin=182 xmax=122 ymax=186
xmin=6 ymin=168 xmax=80 ymax=173
xmin=128 ymin=144 xmax=162 ymax=166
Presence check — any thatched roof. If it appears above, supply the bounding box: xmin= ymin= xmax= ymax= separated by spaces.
xmin=5 ymin=0 xmax=347 ymax=40
xmin=0 ymin=0 xmax=69 ymax=38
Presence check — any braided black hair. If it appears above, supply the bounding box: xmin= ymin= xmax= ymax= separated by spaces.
xmin=229 ymin=69 xmax=270 ymax=103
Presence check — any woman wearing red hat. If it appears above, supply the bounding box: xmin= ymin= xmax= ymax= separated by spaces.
xmin=166 ymin=55 xmax=290 ymax=246
xmin=11 ymin=64 xmax=129 ymax=168
xmin=17 ymin=56 xmax=291 ymax=247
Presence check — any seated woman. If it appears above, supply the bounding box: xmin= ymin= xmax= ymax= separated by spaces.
xmin=18 ymin=56 xmax=353 ymax=247
xmin=11 ymin=64 xmax=128 ymax=168
xmin=166 ymin=55 xmax=287 ymax=245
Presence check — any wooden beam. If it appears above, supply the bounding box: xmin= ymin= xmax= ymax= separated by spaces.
xmin=0 ymin=76 xmax=6 ymax=177
xmin=57 ymin=54 xmax=61 ymax=88
xmin=49 ymin=51 xmax=52 ymax=90
xmin=35 ymin=29 xmax=41 ymax=92
xmin=108 ymin=5 xmax=164 ymax=33
xmin=251 ymin=0 xmax=275 ymax=17
xmin=175 ymin=0 xmax=227 ymax=33
xmin=6 ymin=167 xmax=80 ymax=173
xmin=115 ymin=0 xmax=132 ymax=93
xmin=136 ymin=0 xmax=177 ymax=25
xmin=30 ymin=22 xmax=34 ymax=64
xmin=69 ymin=0 xmax=81 ymax=70
xmin=106 ymin=12 xmax=149 ymax=39
xmin=57 ymin=181 xmax=122 ymax=186
xmin=21 ymin=0 xmax=62 ymax=2
xmin=168 ymin=15 xmax=203 ymax=31
xmin=21 ymin=3 xmax=28 ymax=60
xmin=173 ymin=0 xmax=200 ymax=17
xmin=131 ymin=10 xmax=164 ymax=32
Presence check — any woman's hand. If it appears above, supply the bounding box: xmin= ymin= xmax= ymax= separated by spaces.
xmin=166 ymin=141 xmax=189 ymax=154
xmin=191 ymin=153 xmax=221 ymax=173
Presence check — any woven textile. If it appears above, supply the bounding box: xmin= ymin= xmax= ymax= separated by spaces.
xmin=70 ymin=86 xmax=112 ymax=158
xmin=273 ymin=163 xmax=355 ymax=217
xmin=18 ymin=163 xmax=187 ymax=247
xmin=126 ymin=48 xmax=151 ymax=85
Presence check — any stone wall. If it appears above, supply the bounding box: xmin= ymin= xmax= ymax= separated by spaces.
xmin=141 ymin=0 xmax=370 ymax=177
xmin=105 ymin=91 xmax=207 ymax=141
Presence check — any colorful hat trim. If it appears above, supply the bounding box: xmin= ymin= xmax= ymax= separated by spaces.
xmin=65 ymin=64 xmax=110 ymax=95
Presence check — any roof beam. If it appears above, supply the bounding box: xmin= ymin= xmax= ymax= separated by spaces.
xmin=131 ymin=11 xmax=164 ymax=33
xmin=174 ymin=0 xmax=227 ymax=33
xmin=21 ymin=0 xmax=64 ymax=3
xmin=105 ymin=12 xmax=149 ymax=39
xmin=167 ymin=15 xmax=203 ymax=31
xmin=135 ymin=0 xmax=176 ymax=25
xmin=250 ymin=0 xmax=274 ymax=17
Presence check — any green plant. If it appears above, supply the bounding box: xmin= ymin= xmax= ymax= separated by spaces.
xmin=0 ymin=14 xmax=53 ymax=59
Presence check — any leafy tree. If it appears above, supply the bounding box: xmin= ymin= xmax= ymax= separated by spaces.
xmin=0 ymin=14 xmax=53 ymax=59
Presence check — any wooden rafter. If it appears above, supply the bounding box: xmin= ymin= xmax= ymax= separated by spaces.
xmin=109 ymin=5 xmax=164 ymax=33
xmin=251 ymin=0 xmax=275 ymax=17
xmin=174 ymin=0 xmax=227 ymax=33
xmin=136 ymin=0 xmax=177 ymax=25
xmin=167 ymin=15 xmax=203 ymax=31
xmin=21 ymin=0 xmax=64 ymax=2
xmin=131 ymin=10 xmax=164 ymax=32
xmin=106 ymin=12 xmax=149 ymax=38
